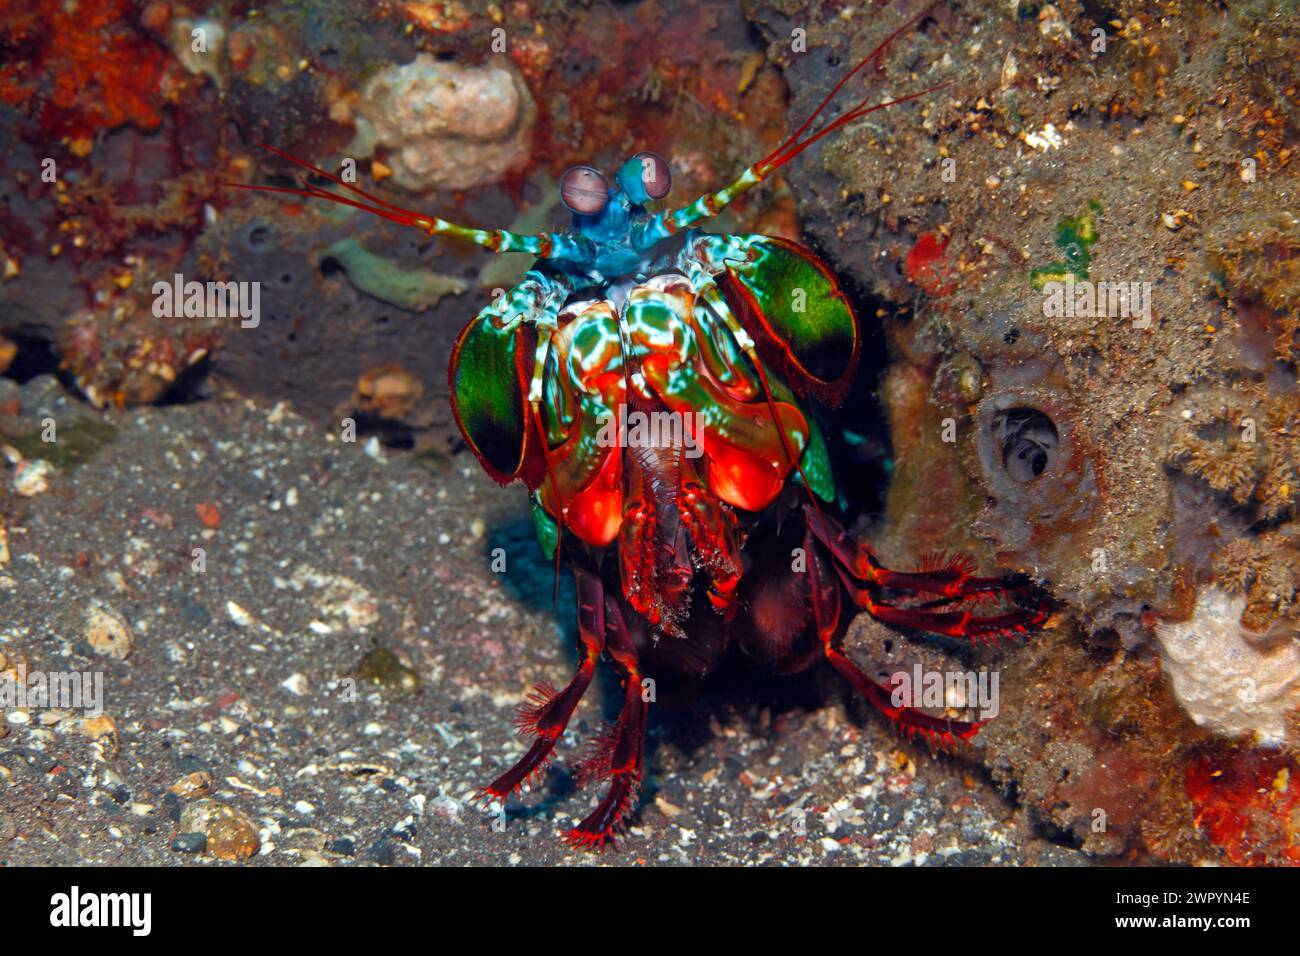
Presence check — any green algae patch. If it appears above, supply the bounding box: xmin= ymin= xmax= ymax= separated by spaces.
xmin=325 ymin=238 xmax=467 ymax=312
xmin=1031 ymin=201 xmax=1102 ymax=289
xmin=0 ymin=418 xmax=117 ymax=468
xmin=358 ymin=646 xmax=421 ymax=693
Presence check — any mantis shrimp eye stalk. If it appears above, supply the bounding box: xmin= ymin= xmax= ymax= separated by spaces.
xmin=560 ymin=165 xmax=610 ymax=215
xmin=618 ymin=151 xmax=672 ymax=203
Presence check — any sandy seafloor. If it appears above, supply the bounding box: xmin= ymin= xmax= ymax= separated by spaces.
xmin=0 ymin=373 xmax=1087 ymax=866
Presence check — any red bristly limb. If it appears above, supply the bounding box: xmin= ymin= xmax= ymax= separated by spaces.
xmin=564 ymin=688 xmax=647 ymax=849
xmin=573 ymin=720 xmax=620 ymax=789
xmin=823 ymin=648 xmax=983 ymax=748
xmin=804 ymin=525 xmax=979 ymax=748
xmin=806 ymin=509 xmax=984 ymax=597
xmin=565 ymin=597 xmax=648 ymax=850
xmin=478 ymin=567 xmax=606 ymax=802
xmin=805 ymin=509 xmax=1049 ymax=645
xmin=915 ymin=550 xmax=979 ymax=577
xmin=832 ymin=564 xmax=1047 ymax=646
xmin=512 ymin=681 xmax=562 ymax=736
xmin=895 ymin=556 xmax=1021 ymax=607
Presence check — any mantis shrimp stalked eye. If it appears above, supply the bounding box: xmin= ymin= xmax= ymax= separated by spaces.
xmin=560 ymin=166 xmax=610 ymax=216
xmin=226 ymin=6 xmax=1049 ymax=850
xmin=618 ymin=151 xmax=672 ymax=202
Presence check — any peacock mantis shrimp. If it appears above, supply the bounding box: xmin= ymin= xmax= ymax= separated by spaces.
xmin=231 ymin=10 xmax=1048 ymax=849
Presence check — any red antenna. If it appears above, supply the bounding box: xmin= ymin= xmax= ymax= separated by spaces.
xmin=757 ymin=7 xmax=947 ymax=178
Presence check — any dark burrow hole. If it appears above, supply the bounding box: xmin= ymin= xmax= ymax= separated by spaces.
xmin=1 ymin=331 xmax=211 ymax=406
xmin=992 ymin=407 xmax=1059 ymax=482
xmin=1 ymin=332 xmax=62 ymax=384
xmin=247 ymin=225 xmax=271 ymax=249
xmin=350 ymin=411 xmax=415 ymax=449
xmin=826 ymin=284 xmax=895 ymax=521
xmin=153 ymin=353 xmax=213 ymax=407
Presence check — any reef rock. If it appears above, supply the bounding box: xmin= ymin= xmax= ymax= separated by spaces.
xmin=352 ymin=55 xmax=536 ymax=192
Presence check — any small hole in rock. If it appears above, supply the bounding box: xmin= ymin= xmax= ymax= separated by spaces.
xmin=992 ymin=407 xmax=1059 ymax=482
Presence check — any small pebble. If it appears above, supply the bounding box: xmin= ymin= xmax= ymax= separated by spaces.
xmin=281 ymin=672 xmax=309 ymax=696
xmin=180 ymin=799 xmax=261 ymax=861
xmin=226 ymin=601 xmax=255 ymax=628
xmin=171 ymin=832 xmax=207 ymax=854
xmin=170 ymin=770 xmax=213 ymax=798
xmin=365 ymin=839 xmax=396 ymax=865
xmin=12 ymin=459 xmax=54 ymax=497
xmin=85 ymin=606 xmax=131 ymax=659
xmin=358 ymin=647 xmax=420 ymax=692
xmin=80 ymin=714 xmax=117 ymax=740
